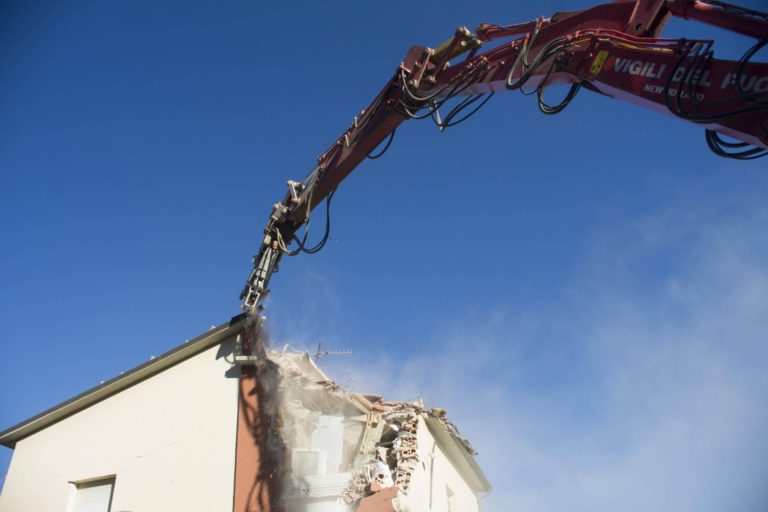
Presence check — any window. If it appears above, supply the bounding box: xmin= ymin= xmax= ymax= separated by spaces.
xmin=70 ymin=477 xmax=115 ymax=512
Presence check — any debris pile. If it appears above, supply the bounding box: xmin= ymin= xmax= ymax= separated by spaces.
xmin=267 ymin=349 xmax=483 ymax=511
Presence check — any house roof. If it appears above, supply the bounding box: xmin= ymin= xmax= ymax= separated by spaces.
xmin=0 ymin=314 xmax=491 ymax=493
xmin=424 ymin=415 xmax=491 ymax=493
xmin=0 ymin=314 xmax=248 ymax=448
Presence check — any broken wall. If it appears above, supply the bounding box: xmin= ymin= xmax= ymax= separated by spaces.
xmin=269 ymin=352 xmax=486 ymax=512
xmin=234 ymin=315 xmax=488 ymax=512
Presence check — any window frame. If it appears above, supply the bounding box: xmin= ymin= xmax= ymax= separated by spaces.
xmin=66 ymin=475 xmax=116 ymax=512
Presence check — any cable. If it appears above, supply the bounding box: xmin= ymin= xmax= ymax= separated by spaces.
xmin=659 ymin=37 xmax=767 ymax=158
xmin=700 ymin=0 xmax=768 ymax=21
xmin=437 ymin=93 xmax=484 ymax=127
xmin=735 ymin=37 xmax=767 ymax=96
xmin=665 ymin=39 xmax=767 ymax=122
xmin=533 ymin=51 xmax=582 ymax=115
xmin=399 ymin=65 xmax=484 ymax=118
xmin=537 ymin=82 xmax=581 ymax=115
xmin=398 ymin=62 xmax=491 ymax=131
xmin=505 ymin=19 xmax=545 ymax=90
xmin=507 ymin=37 xmax=567 ymax=90
xmin=367 ymin=129 xmax=397 ymax=159
xmin=290 ymin=189 xmax=336 ymax=255
xmin=400 ymin=69 xmax=453 ymax=103
xmin=706 ymin=130 xmax=768 ymax=159
xmin=439 ymin=93 xmax=495 ymax=129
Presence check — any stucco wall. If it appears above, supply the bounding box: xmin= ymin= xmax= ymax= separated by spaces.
xmin=430 ymin=439 xmax=481 ymax=511
xmin=0 ymin=337 xmax=240 ymax=512
xmin=397 ymin=417 xmax=481 ymax=512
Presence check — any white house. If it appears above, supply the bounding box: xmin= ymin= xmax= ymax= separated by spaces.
xmin=0 ymin=314 xmax=490 ymax=512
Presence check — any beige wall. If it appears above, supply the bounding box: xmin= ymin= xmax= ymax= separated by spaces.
xmin=430 ymin=439 xmax=482 ymax=512
xmin=398 ymin=417 xmax=482 ymax=512
xmin=0 ymin=338 xmax=240 ymax=512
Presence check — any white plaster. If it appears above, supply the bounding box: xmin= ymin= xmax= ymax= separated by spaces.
xmin=397 ymin=417 xmax=482 ymax=512
xmin=0 ymin=337 xmax=240 ymax=512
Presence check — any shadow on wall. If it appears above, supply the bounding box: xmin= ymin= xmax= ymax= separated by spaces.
xmin=234 ymin=315 xmax=287 ymax=512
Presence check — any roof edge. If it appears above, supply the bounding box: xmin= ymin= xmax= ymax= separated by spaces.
xmin=424 ymin=416 xmax=492 ymax=494
xmin=0 ymin=313 xmax=249 ymax=448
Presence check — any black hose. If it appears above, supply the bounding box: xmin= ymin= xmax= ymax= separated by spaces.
xmin=367 ymin=129 xmax=396 ymax=159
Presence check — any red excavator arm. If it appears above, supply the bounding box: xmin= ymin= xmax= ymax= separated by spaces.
xmin=240 ymin=0 xmax=768 ymax=312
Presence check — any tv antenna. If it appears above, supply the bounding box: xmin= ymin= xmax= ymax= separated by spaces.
xmin=313 ymin=342 xmax=352 ymax=361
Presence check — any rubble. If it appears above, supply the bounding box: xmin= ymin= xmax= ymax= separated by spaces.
xmin=267 ymin=349 xmax=484 ymax=511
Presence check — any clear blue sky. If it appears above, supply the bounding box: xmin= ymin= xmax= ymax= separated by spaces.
xmin=2 ymin=1 xmax=767 ymax=510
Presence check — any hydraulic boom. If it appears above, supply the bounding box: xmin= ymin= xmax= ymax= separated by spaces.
xmin=240 ymin=0 xmax=768 ymax=312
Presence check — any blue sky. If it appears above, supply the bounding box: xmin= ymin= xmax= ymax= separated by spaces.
xmin=1 ymin=1 xmax=767 ymax=510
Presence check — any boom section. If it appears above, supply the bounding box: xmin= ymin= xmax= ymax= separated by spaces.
xmin=240 ymin=0 xmax=767 ymax=312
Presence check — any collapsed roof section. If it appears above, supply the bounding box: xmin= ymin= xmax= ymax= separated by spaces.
xmin=269 ymin=350 xmax=491 ymax=512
